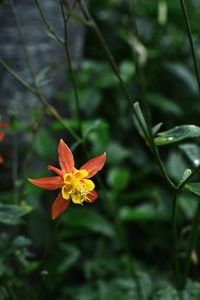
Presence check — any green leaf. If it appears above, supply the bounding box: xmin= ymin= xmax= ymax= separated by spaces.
xmin=119 ymin=203 xmax=168 ymax=222
xmin=154 ymin=286 xmax=179 ymax=300
xmin=36 ymin=67 xmax=51 ymax=87
xmin=133 ymin=102 xmax=149 ymax=141
xmin=182 ymin=169 xmax=192 ymax=181
xmin=34 ymin=129 xmax=56 ymax=160
xmin=152 ymin=122 xmax=163 ymax=136
xmin=63 ymin=207 xmax=115 ymax=238
xmin=0 ymin=204 xmax=32 ymax=225
xmin=180 ymin=143 xmax=200 ymax=167
xmin=155 ymin=125 xmax=200 ymax=146
xmin=185 ymin=183 xmax=200 ymax=197
xmin=107 ymin=168 xmax=130 ymax=191
xmin=69 ymin=10 xmax=92 ymax=26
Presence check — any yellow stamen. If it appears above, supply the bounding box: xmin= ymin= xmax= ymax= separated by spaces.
xmin=62 ymin=169 xmax=95 ymax=204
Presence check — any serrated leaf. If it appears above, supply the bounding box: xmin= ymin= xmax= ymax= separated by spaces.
xmin=185 ymin=183 xmax=200 ymax=197
xmin=155 ymin=125 xmax=200 ymax=146
xmin=0 ymin=204 xmax=32 ymax=225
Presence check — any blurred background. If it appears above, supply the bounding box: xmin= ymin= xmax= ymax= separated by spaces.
xmin=1 ymin=0 xmax=200 ymax=299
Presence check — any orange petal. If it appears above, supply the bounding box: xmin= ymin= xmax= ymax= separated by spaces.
xmin=85 ymin=190 xmax=98 ymax=203
xmin=80 ymin=153 xmax=106 ymax=178
xmin=0 ymin=154 xmax=3 ymax=164
xmin=48 ymin=165 xmax=63 ymax=177
xmin=58 ymin=139 xmax=74 ymax=173
xmin=51 ymin=193 xmax=71 ymax=220
xmin=0 ymin=132 xmax=5 ymax=142
xmin=28 ymin=176 xmax=63 ymax=190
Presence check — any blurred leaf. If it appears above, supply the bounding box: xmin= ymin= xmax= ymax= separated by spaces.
xmin=34 ymin=129 xmax=56 ymax=160
xmin=153 ymin=286 xmax=179 ymax=300
xmin=148 ymin=93 xmax=183 ymax=116
xmin=179 ymin=143 xmax=200 ymax=166
xmin=0 ymin=204 xmax=32 ymax=225
xmin=119 ymin=61 xmax=135 ymax=82
xmin=119 ymin=203 xmax=168 ymax=222
xmin=152 ymin=122 xmax=163 ymax=136
xmin=36 ymin=67 xmax=51 ymax=87
xmin=155 ymin=125 xmax=200 ymax=146
xmin=178 ymin=193 xmax=198 ymax=219
xmin=107 ymin=168 xmax=130 ymax=191
xmin=106 ymin=142 xmax=130 ymax=164
xmin=63 ymin=207 xmax=115 ymax=238
xmin=133 ymin=102 xmax=149 ymax=142
xmin=165 ymin=62 xmax=198 ymax=94
xmin=185 ymin=183 xmax=200 ymax=197
xmin=181 ymin=169 xmax=192 ymax=181
xmin=69 ymin=10 xmax=92 ymax=26
xmin=166 ymin=151 xmax=187 ymax=180
xmin=182 ymin=280 xmax=200 ymax=299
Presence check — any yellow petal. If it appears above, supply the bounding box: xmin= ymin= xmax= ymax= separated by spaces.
xmin=62 ymin=185 xmax=71 ymax=200
xmin=75 ymin=169 xmax=88 ymax=180
xmin=63 ymin=173 xmax=73 ymax=184
xmin=71 ymin=192 xmax=84 ymax=204
xmin=82 ymin=179 xmax=95 ymax=191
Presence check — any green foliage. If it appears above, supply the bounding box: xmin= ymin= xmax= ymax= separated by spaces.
xmin=2 ymin=0 xmax=200 ymax=298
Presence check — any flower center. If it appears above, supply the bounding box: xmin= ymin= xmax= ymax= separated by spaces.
xmin=62 ymin=169 xmax=95 ymax=204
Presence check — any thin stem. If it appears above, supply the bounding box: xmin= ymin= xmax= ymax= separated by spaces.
xmin=172 ymin=191 xmax=181 ymax=288
xmin=183 ymin=200 xmax=200 ymax=286
xmin=78 ymin=0 xmax=175 ymax=189
xmin=34 ymin=0 xmax=64 ymax=45
xmin=60 ymin=3 xmax=82 ymax=135
xmin=0 ymin=58 xmax=36 ymax=94
xmin=179 ymin=0 xmax=200 ymax=95
xmin=10 ymin=0 xmax=35 ymax=81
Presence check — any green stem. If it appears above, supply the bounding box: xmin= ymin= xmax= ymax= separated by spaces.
xmin=10 ymin=0 xmax=36 ymax=82
xmin=60 ymin=3 xmax=82 ymax=135
xmin=0 ymin=58 xmax=36 ymax=94
xmin=78 ymin=0 xmax=175 ymax=189
xmin=34 ymin=0 xmax=64 ymax=44
xmin=172 ymin=191 xmax=181 ymax=288
xmin=183 ymin=200 xmax=200 ymax=286
xmin=179 ymin=0 xmax=200 ymax=95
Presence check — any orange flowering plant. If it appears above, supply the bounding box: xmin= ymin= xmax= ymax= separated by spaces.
xmin=0 ymin=120 xmax=9 ymax=164
xmin=29 ymin=139 xmax=106 ymax=220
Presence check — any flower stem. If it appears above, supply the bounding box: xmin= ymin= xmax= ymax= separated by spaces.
xmin=179 ymin=0 xmax=200 ymax=95
xmin=60 ymin=3 xmax=82 ymax=136
xmin=183 ymin=200 xmax=200 ymax=286
xmin=172 ymin=191 xmax=181 ymax=288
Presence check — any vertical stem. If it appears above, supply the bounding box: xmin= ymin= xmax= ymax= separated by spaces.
xmin=179 ymin=0 xmax=200 ymax=95
xmin=78 ymin=0 xmax=175 ymax=189
xmin=60 ymin=3 xmax=82 ymax=136
xmin=172 ymin=191 xmax=181 ymax=288
xmin=183 ymin=200 xmax=200 ymax=286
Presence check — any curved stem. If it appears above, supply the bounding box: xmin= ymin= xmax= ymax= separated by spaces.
xmin=172 ymin=191 xmax=181 ymax=288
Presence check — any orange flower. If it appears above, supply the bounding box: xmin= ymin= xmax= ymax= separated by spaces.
xmin=29 ymin=139 xmax=106 ymax=220
xmin=0 ymin=121 xmax=9 ymax=164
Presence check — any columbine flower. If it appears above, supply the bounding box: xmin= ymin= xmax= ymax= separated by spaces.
xmin=29 ymin=139 xmax=106 ymax=220
xmin=0 ymin=121 xmax=9 ymax=164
